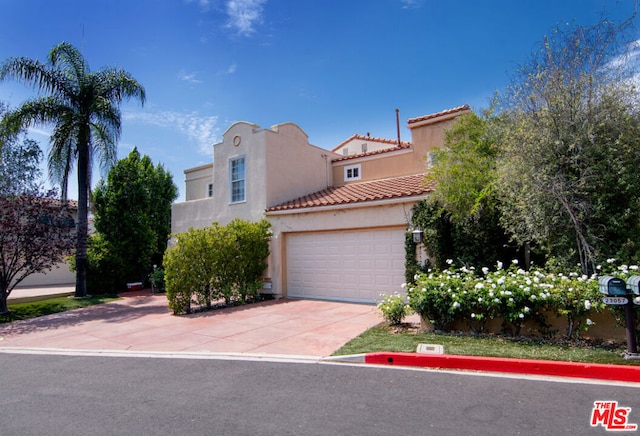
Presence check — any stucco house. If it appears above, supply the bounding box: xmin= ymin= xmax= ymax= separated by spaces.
xmin=171 ymin=104 xmax=471 ymax=303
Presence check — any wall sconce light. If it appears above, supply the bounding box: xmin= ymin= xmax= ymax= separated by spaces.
xmin=412 ymin=229 xmax=423 ymax=243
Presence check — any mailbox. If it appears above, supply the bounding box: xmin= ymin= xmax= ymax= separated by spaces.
xmin=626 ymin=276 xmax=640 ymax=295
xmin=598 ymin=276 xmax=628 ymax=296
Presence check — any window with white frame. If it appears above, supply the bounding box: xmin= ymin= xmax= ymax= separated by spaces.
xmin=344 ymin=164 xmax=361 ymax=181
xmin=229 ymin=156 xmax=246 ymax=203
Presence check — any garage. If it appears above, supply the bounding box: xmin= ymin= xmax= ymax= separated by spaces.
xmin=285 ymin=227 xmax=406 ymax=303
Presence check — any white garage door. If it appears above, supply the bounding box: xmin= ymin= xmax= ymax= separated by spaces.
xmin=286 ymin=228 xmax=406 ymax=303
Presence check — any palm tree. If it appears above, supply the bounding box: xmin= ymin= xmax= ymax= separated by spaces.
xmin=0 ymin=42 xmax=145 ymax=297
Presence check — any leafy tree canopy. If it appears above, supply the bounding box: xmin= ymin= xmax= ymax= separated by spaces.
xmin=91 ymin=148 xmax=177 ymax=290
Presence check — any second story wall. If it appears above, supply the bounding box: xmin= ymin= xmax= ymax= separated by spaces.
xmin=265 ymin=122 xmax=337 ymax=208
xmin=184 ymin=163 xmax=214 ymax=201
xmin=210 ymin=121 xmax=268 ymax=225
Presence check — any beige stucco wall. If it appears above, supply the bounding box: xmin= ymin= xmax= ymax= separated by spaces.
xmin=171 ymin=197 xmax=217 ymax=234
xmin=265 ymin=197 xmax=423 ymax=296
xmin=173 ymin=121 xmax=339 ymax=233
xmin=330 ymin=114 xmax=465 ymax=186
xmin=18 ymin=261 xmax=75 ymax=287
xmin=332 ymin=148 xmax=423 ymax=186
xmin=264 ymin=122 xmax=337 ymax=207
xmin=184 ymin=163 xmax=214 ymax=201
xmin=207 ymin=121 xmax=268 ymax=225
xmin=408 ymin=112 xmax=467 ymax=156
xmin=333 ymin=137 xmax=399 ymax=157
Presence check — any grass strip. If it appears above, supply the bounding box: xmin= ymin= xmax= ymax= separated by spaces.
xmin=334 ymin=324 xmax=639 ymax=366
xmin=1 ymin=295 xmax=121 ymax=324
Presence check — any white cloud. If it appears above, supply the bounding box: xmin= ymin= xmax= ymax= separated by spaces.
xmin=124 ymin=110 xmax=220 ymax=155
xmin=400 ymin=0 xmax=421 ymax=9
xmin=27 ymin=127 xmax=52 ymax=138
xmin=178 ymin=70 xmax=203 ymax=84
xmin=225 ymin=0 xmax=266 ymax=36
xmin=226 ymin=63 xmax=237 ymax=74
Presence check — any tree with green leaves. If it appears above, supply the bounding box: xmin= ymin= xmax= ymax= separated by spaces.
xmin=414 ymin=111 xmax=518 ymax=271
xmin=0 ymin=42 xmax=145 ymax=297
xmin=496 ymin=16 xmax=640 ymax=274
xmin=92 ymin=148 xmax=177 ymax=291
xmin=0 ymin=102 xmax=42 ymax=196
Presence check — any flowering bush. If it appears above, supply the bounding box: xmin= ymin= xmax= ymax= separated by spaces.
xmin=400 ymin=259 xmax=621 ymax=339
xmin=377 ymin=293 xmax=411 ymax=326
xmin=407 ymin=266 xmax=476 ymax=331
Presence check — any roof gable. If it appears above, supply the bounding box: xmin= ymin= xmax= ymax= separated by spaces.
xmin=407 ymin=104 xmax=471 ymax=127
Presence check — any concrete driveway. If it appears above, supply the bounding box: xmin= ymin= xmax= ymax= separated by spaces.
xmin=0 ymin=290 xmax=383 ymax=357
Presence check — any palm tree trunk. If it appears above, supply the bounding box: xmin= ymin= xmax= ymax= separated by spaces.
xmin=74 ymin=140 xmax=89 ymax=298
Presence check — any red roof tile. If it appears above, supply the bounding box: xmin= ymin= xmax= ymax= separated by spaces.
xmin=266 ymin=174 xmax=434 ymax=212
xmin=331 ymin=133 xmax=411 ymax=152
xmin=407 ymin=104 xmax=471 ymax=125
xmin=331 ymin=142 xmax=412 ymax=162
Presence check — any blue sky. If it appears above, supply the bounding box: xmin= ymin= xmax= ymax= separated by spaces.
xmin=0 ymin=0 xmax=636 ymax=201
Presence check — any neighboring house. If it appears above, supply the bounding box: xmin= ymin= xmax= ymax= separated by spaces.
xmin=171 ymin=105 xmax=471 ymax=303
xmin=15 ymin=200 xmax=78 ymax=288
xmin=331 ymin=133 xmax=410 ymax=157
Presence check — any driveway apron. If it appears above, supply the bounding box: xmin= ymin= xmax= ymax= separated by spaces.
xmin=0 ymin=291 xmax=383 ymax=357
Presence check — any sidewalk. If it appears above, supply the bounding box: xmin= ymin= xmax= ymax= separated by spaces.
xmin=9 ymin=285 xmax=75 ymax=304
xmin=2 ymin=288 xmax=640 ymax=383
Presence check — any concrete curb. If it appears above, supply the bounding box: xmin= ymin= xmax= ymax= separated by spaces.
xmin=364 ymin=352 xmax=640 ymax=383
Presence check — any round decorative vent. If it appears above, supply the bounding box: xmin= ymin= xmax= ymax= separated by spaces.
xmin=233 ymin=135 xmax=241 ymax=146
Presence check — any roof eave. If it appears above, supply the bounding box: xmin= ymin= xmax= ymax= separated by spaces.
xmin=265 ymin=194 xmax=430 ymax=216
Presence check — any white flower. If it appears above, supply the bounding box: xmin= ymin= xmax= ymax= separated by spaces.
xmin=471 ymin=313 xmax=476 ymax=318
xmin=524 ymin=306 xmax=530 ymax=312
xmin=475 ymin=282 xmax=485 ymax=289
xmin=586 ymin=319 xmax=594 ymax=326
xmin=512 ymin=259 xmax=519 ymax=265
xmin=519 ymin=313 xmax=525 ymax=319
xmin=452 ymin=301 xmax=460 ymax=309
xmin=607 ymin=258 xmax=616 ymax=264
xmin=494 ymin=298 xmax=500 ymax=303
xmin=631 ymin=265 xmax=639 ymax=270
xmin=482 ymin=267 xmax=489 ymax=274
xmin=478 ymin=297 xmax=483 ymax=302
xmin=584 ymin=300 xmax=591 ymax=310
xmin=497 ymin=261 xmax=503 ymax=270
xmin=446 ymin=259 xmax=453 ymax=265
xmin=401 ymin=283 xmax=407 ymax=289
xmin=509 ymin=297 xmax=514 ymax=302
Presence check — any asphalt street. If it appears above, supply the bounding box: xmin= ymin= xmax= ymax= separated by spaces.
xmin=1 ymin=352 xmax=639 ymax=435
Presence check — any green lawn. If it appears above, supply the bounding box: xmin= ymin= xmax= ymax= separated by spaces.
xmin=333 ymin=324 xmax=640 ymax=366
xmin=1 ymin=295 xmax=120 ymax=324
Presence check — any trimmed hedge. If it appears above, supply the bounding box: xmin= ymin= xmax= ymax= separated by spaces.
xmin=164 ymin=219 xmax=271 ymax=314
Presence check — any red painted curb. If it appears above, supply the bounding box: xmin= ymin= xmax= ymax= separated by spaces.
xmin=364 ymin=352 xmax=640 ymax=383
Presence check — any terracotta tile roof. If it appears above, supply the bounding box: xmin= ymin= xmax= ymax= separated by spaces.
xmin=331 ymin=142 xmax=412 ymax=163
xmin=266 ymin=174 xmax=434 ymax=212
xmin=331 ymin=133 xmax=411 ymax=152
xmin=407 ymin=104 xmax=471 ymax=125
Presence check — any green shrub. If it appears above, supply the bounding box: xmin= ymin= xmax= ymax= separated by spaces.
xmin=407 ymin=260 xmax=612 ymax=339
xmin=377 ymin=293 xmax=411 ymax=326
xmin=164 ymin=219 xmax=271 ymax=315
